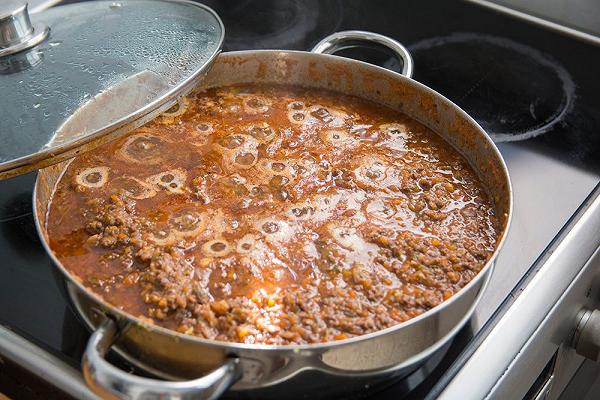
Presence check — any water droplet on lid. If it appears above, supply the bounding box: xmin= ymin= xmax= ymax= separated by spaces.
xmin=33 ymin=103 xmax=41 ymax=109
xmin=110 ymin=2 xmax=122 ymax=8
xmin=49 ymin=41 xmax=62 ymax=47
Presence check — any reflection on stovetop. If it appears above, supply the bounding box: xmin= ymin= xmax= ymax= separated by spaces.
xmin=2 ymin=0 xmax=600 ymax=399
xmin=410 ymin=33 xmax=574 ymax=142
xmin=0 ymin=172 xmax=84 ymax=367
xmin=409 ymin=32 xmax=600 ymax=173
xmin=0 ymin=173 xmax=36 ymax=223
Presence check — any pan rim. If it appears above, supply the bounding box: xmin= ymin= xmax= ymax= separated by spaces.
xmin=33 ymin=49 xmax=513 ymax=354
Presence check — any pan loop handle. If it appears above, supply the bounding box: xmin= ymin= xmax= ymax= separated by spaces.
xmin=82 ymin=317 xmax=242 ymax=400
xmin=311 ymin=30 xmax=414 ymax=78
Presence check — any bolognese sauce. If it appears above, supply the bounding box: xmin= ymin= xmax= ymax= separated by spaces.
xmin=46 ymin=84 xmax=499 ymax=345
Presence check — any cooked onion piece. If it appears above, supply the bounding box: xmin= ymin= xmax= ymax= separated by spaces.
xmin=236 ymin=234 xmax=257 ymax=254
xmin=75 ymin=167 xmax=109 ymax=188
xmin=242 ymin=95 xmax=271 ymax=114
xmin=320 ymin=129 xmax=357 ymax=147
xmin=112 ymin=176 xmax=156 ymax=199
xmin=119 ymin=133 xmax=168 ymax=165
xmin=147 ymin=169 xmax=187 ymax=194
xmin=202 ymin=239 xmax=231 ymax=257
xmin=168 ymin=208 xmax=206 ymax=238
xmin=158 ymin=98 xmax=189 ymax=123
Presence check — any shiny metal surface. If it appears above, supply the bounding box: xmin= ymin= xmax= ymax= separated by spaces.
xmin=465 ymin=0 xmax=600 ymax=47
xmin=471 ymin=145 xmax=599 ymax=328
xmin=0 ymin=323 xmax=99 ymax=399
xmin=439 ymin=187 xmax=600 ymax=399
xmin=34 ymin=34 xmax=512 ymax=397
xmin=311 ymin=30 xmax=414 ymax=78
xmin=83 ymin=318 xmax=241 ymax=400
xmin=483 ymin=0 xmax=600 ymax=38
xmin=533 ymin=372 xmax=555 ymax=400
xmin=28 ymin=0 xmax=64 ymax=14
xmin=0 ymin=2 xmax=49 ymax=57
xmin=573 ymin=309 xmax=600 ymax=362
xmin=0 ymin=0 xmax=224 ymax=181
xmin=0 ymin=3 xmax=35 ymax=45
xmin=0 ymin=44 xmax=42 ymax=74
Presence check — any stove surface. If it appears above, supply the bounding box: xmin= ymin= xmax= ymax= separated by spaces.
xmin=1 ymin=0 xmax=599 ymax=398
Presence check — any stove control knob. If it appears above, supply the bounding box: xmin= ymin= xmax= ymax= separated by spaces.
xmin=572 ymin=308 xmax=600 ymax=362
xmin=0 ymin=1 xmax=49 ymax=58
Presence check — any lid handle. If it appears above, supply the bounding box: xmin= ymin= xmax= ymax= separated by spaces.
xmin=0 ymin=2 xmax=49 ymax=57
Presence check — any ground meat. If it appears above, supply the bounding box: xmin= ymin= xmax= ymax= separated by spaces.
xmin=46 ymin=84 xmax=499 ymax=345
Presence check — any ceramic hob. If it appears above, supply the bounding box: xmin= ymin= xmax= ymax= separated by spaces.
xmin=0 ymin=0 xmax=599 ymax=399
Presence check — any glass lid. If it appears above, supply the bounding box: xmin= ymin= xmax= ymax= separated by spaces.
xmin=0 ymin=0 xmax=224 ymax=180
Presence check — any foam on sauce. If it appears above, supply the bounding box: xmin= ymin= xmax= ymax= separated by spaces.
xmin=46 ymin=84 xmax=499 ymax=344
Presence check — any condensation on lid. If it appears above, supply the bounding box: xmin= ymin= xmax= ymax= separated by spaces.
xmin=0 ymin=0 xmax=223 ymax=180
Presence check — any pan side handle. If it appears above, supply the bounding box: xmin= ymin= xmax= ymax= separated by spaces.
xmin=311 ymin=30 xmax=414 ymax=78
xmin=82 ymin=318 xmax=242 ymax=400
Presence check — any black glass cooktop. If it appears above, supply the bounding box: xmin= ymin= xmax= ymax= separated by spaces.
xmin=1 ymin=0 xmax=599 ymax=399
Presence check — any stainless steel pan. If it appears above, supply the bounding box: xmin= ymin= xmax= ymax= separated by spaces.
xmin=34 ymin=31 xmax=512 ymax=400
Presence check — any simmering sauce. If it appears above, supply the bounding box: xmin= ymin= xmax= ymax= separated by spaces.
xmin=47 ymin=84 xmax=499 ymax=344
